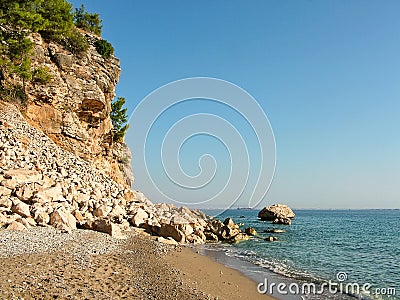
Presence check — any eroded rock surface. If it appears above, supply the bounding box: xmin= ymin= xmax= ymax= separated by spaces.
xmin=258 ymin=204 xmax=295 ymax=225
xmin=4 ymin=32 xmax=132 ymax=188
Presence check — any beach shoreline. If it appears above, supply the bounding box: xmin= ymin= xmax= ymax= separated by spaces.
xmin=0 ymin=227 xmax=275 ymax=300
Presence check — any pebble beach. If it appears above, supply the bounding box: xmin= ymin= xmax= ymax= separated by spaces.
xmin=0 ymin=227 xmax=274 ymax=300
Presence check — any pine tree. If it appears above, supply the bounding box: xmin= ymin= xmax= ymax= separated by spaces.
xmin=74 ymin=4 xmax=102 ymax=35
xmin=111 ymin=97 xmax=129 ymax=142
xmin=0 ymin=0 xmax=93 ymax=102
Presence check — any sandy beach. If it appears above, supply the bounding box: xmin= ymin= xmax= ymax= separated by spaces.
xmin=0 ymin=227 xmax=274 ymax=300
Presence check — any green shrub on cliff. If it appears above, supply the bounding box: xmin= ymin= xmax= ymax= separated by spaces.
xmin=62 ymin=29 xmax=89 ymax=54
xmin=111 ymin=97 xmax=129 ymax=143
xmin=95 ymin=39 xmax=114 ymax=59
xmin=74 ymin=4 xmax=102 ymax=35
xmin=0 ymin=0 xmax=110 ymax=103
xmin=32 ymin=66 xmax=52 ymax=83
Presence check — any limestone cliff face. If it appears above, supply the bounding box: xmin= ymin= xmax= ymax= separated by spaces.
xmin=23 ymin=32 xmax=133 ymax=187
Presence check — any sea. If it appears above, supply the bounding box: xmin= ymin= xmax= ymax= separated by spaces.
xmin=200 ymin=209 xmax=400 ymax=300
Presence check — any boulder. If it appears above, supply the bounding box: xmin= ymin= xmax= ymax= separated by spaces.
xmin=223 ymin=217 xmax=236 ymax=228
xmin=171 ymin=215 xmax=189 ymax=225
xmin=93 ymin=205 xmax=112 ymax=218
xmin=245 ymin=227 xmax=257 ymax=236
xmin=265 ymin=236 xmax=278 ymax=242
xmin=1 ymin=179 xmax=18 ymax=190
xmin=73 ymin=211 xmax=85 ymax=223
xmin=157 ymin=236 xmax=178 ymax=245
xmin=187 ymin=234 xmax=205 ymax=244
xmin=3 ymin=169 xmax=42 ymax=183
xmin=264 ymin=228 xmax=286 ymax=234
xmin=204 ymin=231 xmax=219 ymax=241
xmin=219 ymin=225 xmax=240 ymax=240
xmin=178 ymin=223 xmax=194 ymax=236
xmin=17 ymin=217 xmax=36 ymax=228
xmin=35 ymin=212 xmax=50 ymax=226
xmin=207 ymin=219 xmax=224 ymax=235
xmin=272 ymin=218 xmax=292 ymax=225
xmin=130 ymin=207 xmax=148 ymax=227
xmin=0 ymin=186 xmax=12 ymax=197
xmin=193 ymin=229 xmax=206 ymax=242
xmin=7 ymin=221 xmax=27 ymax=231
xmin=0 ymin=213 xmax=7 ymax=226
xmin=191 ymin=209 xmax=207 ymax=220
xmin=12 ymin=201 xmax=31 ymax=218
xmin=49 ymin=208 xmax=77 ymax=232
xmin=258 ymin=204 xmax=295 ymax=221
xmin=35 ymin=184 xmax=64 ymax=203
xmin=109 ymin=204 xmax=125 ymax=217
xmin=229 ymin=232 xmax=250 ymax=243
xmin=0 ymin=197 xmax=12 ymax=209
xmin=15 ymin=184 xmax=34 ymax=201
xmin=159 ymin=223 xmax=185 ymax=243
xmin=90 ymin=219 xmax=127 ymax=239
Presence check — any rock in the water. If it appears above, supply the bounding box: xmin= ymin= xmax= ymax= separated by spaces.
xmin=229 ymin=232 xmax=250 ymax=243
xmin=264 ymin=228 xmax=286 ymax=233
xmin=272 ymin=217 xmax=292 ymax=225
xmin=265 ymin=236 xmax=278 ymax=242
xmin=220 ymin=225 xmax=240 ymax=240
xmin=223 ymin=217 xmax=236 ymax=228
xmin=245 ymin=227 xmax=257 ymax=236
xmin=258 ymin=204 xmax=295 ymax=222
xmin=204 ymin=231 xmax=219 ymax=241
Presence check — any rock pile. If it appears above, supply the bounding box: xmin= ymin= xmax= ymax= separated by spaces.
xmin=0 ymin=102 xmax=226 ymax=244
xmin=258 ymin=204 xmax=295 ymax=225
xmin=203 ymin=217 xmax=250 ymax=243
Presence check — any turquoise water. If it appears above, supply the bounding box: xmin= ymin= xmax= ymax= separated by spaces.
xmin=204 ymin=209 xmax=400 ymax=300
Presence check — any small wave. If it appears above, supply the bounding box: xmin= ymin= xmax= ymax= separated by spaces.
xmin=206 ymin=243 xmax=320 ymax=282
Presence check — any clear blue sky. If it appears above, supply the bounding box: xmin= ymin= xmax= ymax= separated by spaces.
xmin=70 ymin=0 xmax=400 ymax=209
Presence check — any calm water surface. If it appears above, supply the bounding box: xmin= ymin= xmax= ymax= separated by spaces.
xmin=203 ymin=209 xmax=400 ymax=300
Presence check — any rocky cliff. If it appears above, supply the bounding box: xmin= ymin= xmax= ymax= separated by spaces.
xmin=0 ymin=32 xmax=251 ymax=244
xmin=21 ymin=31 xmax=132 ymax=188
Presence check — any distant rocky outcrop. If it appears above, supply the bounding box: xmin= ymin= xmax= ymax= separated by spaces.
xmin=258 ymin=204 xmax=295 ymax=225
